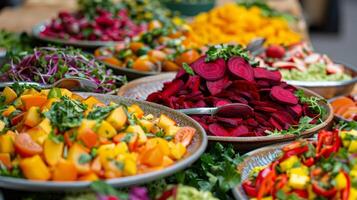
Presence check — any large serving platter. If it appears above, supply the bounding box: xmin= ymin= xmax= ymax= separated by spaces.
xmin=117 ymin=73 xmax=333 ymax=150
xmin=0 ymin=93 xmax=207 ymax=191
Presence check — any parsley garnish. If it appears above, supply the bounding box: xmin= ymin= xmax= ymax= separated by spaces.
xmin=87 ymin=104 xmax=118 ymax=121
xmin=167 ymin=143 xmax=244 ymax=199
xmin=295 ymin=89 xmax=326 ymax=119
xmin=78 ymin=154 xmax=92 ymax=164
xmin=182 ymin=63 xmax=195 ymax=76
xmin=44 ymin=96 xmax=87 ymax=132
xmin=205 ymin=44 xmax=256 ymax=65
xmin=90 ymin=181 xmax=128 ymax=200
xmin=11 ymin=82 xmax=41 ymax=96
xmin=48 ymin=130 xmax=64 ymax=144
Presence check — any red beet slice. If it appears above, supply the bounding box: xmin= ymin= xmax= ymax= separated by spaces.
xmin=194 ymin=100 xmax=207 ymax=107
xmin=216 ymin=103 xmax=254 ymax=118
xmin=270 ymin=86 xmax=298 ymax=105
xmin=184 ymin=75 xmax=201 ymax=92
xmin=231 ymin=80 xmax=260 ymax=100
xmin=246 ymin=118 xmax=259 ymax=127
xmin=191 ymin=56 xmax=226 ymax=81
xmin=216 ymin=117 xmax=242 ymax=127
xmin=214 ymin=99 xmax=231 ymax=107
xmin=208 ymin=123 xmax=230 ymax=137
xmin=288 ymin=104 xmax=303 ymax=118
xmin=269 ymin=117 xmax=283 ymax=131
xmin=230 ymin=125 xmax=250 ymax=137
xmin=206 ymin=77 xmax=232 ymax=96
xmin=253 ymin=67 xmax=282 ymax=82
xmin=254 ymin=106 xmax=277 ymax=113
xmin=147 ymin=92 xmax=162 ymax=102
xmin=161 ymin=79 xmax=185 ymax=98
xmin=257 ymin=80 xmax=271 ymax=88
xmin=175 ymin=68 xmax=187 ymax=79
xmin=227 ymin=56 xmax=254 ymax=82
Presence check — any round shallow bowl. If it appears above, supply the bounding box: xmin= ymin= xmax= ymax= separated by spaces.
xmin=32 ymin=22 xmax=121 ymax=49
xmin=328 ymin=94 xmax=357 ymax=122
xmin=163 ymin=1 xmax=215 ymax=16
xmin=117 ymin=73 xmax=333 ymax=150
xmin=97 ymin=55 xmax=161 ymax=80
xmin=0 ymin=93 xmax=207 ymax=191
xmin=285 ymin=64 xmax=357 ymax=99
xmin=233 ymin=139 xmax=315 ymax=199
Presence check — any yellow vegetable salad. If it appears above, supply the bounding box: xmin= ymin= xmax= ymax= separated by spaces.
xmin=188 ymin=3 xmax=302 ymax=47
xmin=0 ymin=84 xmax=196 ymax=181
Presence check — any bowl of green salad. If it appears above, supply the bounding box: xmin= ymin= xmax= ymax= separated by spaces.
xmin=257 ymin=42 xmax=357 ymax=98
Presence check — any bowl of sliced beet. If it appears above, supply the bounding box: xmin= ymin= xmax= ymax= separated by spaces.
xmin=329 ymin=95 xmax=357 ymax=122
xmin=118 ymin=44 xmax=333 ymax=150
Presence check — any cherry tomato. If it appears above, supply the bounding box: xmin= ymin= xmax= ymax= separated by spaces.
xmin=175 ymin=50 xmax=200 ymax=66
xmin=174 ymin=127 xmax=196 ymax=147
xmin=14 ymin=133 xmax=43 ymax=157
xmin=132 ymin=58 xmax=156 ymax=72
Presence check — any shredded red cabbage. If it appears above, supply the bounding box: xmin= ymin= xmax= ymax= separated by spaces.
xmin=0 ymin=47 xmax=125 ymax=93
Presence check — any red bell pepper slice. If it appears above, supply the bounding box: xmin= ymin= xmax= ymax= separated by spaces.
xmin=302 ymin=157 xmax=315 ymax=167
xmin=157 ymin=186 xmax=178 ymax=200
xmin=242 ymin=180 xmax=258 ymax=197
xmin=272 ymin=174 xmax=288 ymax=198
xmin=312 ymin=181 xmax=337 ymax=197
xmin=256 ymin=162 xmax=278 ymax=199
xmin=291 ymin=189 xmax=308 ymax=198
xmin=341 ymin=171 xmax=350 ymax=200
xmin=11 ymin=112 xmax=24 ymax=126
xmin=316 ymin=129 xmax=341 ymax=158
xmin=279 ymin=145 xmax=309 ymax=161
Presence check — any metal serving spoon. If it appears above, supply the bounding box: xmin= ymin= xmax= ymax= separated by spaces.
xmin=246 ymin=38 xmax=266 ymax=56
xmin=178 ymin=103 xmax=254 ymax=118
xmin=0 ymin=77 xmax=98 ymax=91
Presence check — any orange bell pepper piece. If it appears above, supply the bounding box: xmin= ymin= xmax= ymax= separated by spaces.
xmin=20 ymin=95 xmax=47 ymax=111
xmin=52 ymin=160 xmax=78 ymax=181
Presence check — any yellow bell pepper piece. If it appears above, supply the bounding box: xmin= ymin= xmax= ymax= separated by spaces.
xmin=279 ymin=155 xmax=299 ymax=172
xmin=2 ymin=87 xmax=17 ymax=104
xmin=97 ymin=120 xmax=117 ymax=138
xmin=19 ymin=155 xmax=51 ymax=180
xmin=23 ymin=106 xmax=42 ymax=127
xmin=335 ymin=172 xmax=347 ymax=190
xmin=106 ymin=106 xmax=127 ymax=130
xmin=43 ymin=138 xmax=64 ymax=166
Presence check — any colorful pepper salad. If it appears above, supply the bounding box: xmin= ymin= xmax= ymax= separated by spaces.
xmin=242 ymin=129 xmax=357 ymax=200
xmin=0 ymin=84 xmax=196 ymax=181
xmin=95 ymin=25 xmax=200 ymax=72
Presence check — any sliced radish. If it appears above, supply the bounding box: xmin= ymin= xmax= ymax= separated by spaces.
xmin=327 ymin=64 xmax=344 ymax=74
xmin=304 ymin=53 xmax=320 ymax=64
xmin=292 ymin=57 xmax=307 ymax=71
xmin=272 ymin=61 xmax=298 ymax=70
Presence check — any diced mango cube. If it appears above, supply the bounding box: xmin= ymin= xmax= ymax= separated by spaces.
xmin=24 ymin=106 xmax=42 ymax=127
xmin=20 ymin=155 xmax=51 ymax=180
xmin=2 ymin=87 xmax=17 ymax=104
xmin=106 ymin=106 xmax=127 ymax=130
xmin=158 ymin=114 xmax=176 ymax=129
xmin=97 ymin=120 xmax=117 ymax=138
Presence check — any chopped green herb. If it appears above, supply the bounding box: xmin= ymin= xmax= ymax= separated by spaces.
xmin=45 ymin=96 xmax=87 ymax=132
xmin=87 ymin=104 xmax=118 ymax=121
xmin=182 ymin=63 xmax=195 ymax=76
xmin=78 ymin=154 xmax=92 ymax=164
